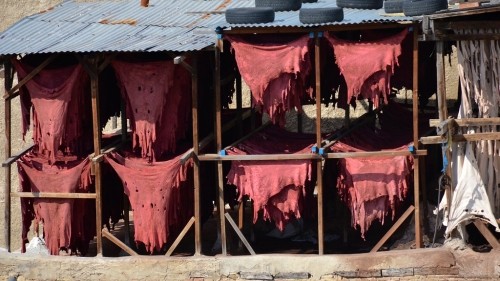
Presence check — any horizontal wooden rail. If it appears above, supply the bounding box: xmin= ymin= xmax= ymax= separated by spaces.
xmin=421 ymin=132 xmax=500 ymax=145
xmin=2 ymin=145 xmax=34 ymax=167
xmin=199 ymin=153 xmax=321 ymax=161
xmin=11 ymin=192 xmax=96 ymax=199
xmin=429 ymin=118 xmax=500 ymax=127
xmin=324 ymin=149 xmax=426 ymax=159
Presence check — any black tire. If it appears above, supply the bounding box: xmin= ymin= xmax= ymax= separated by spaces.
xmin=403 ymin=0 xmax=448 ymax=16
xmin=336 ymin=0 xmax=383 ymax=9
xmin=303 ymin=0 xmax=318 ymax=3
xmin=384 ymin=0 xmax=404 ymax=13
xmin=299 ymin=8 xmax=344 ymax=24
xmin=225 ymin=7 xmax=275 ymax=24
xmin=255 ymin=0 xmax=302 ymax=11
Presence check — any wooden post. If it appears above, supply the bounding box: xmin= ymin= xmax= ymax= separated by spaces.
xmin=3 ymin=59 xmax=12 ymax=252
xmin=436 ymin=40 xmax=452 ymax=218
xmin=191 ymin=55 xmax=202 ymax=255
xmin=120 ymin=98 xmax=130 ymax=245
xmin=215 ymin=45 xmax=227 ymax=255
xmin=315 ymin=33 xmax=324 ymax=255
xmin=89 ymin=57 xmax=103 ymax=255
xmin=412 ymin=23 xmax=423 ymax=249
xmin=235 ymin=72 xmax=244 ymax=231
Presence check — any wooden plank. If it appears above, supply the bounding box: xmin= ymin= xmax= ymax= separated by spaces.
xmin=89 ymin=57 xmax=103 ymax=255
xmin=3 ymin=59 xmax=12 ymax=251
xmin=412 ymin=23 xmax=422 ymax=249
xmin=473 ymin=220 xmax=500 ymax=250
xmin=102 ymin=228 xmax=138 ymax=256
xmin=11 ymin=192 xmax=96 ymax=199
xmin=429 ymin=117 xmax=500 ymax=127
xmin=2 ymin=144 xmax=34 ymax=167
xmin=198 ymin=153 xmax=322 ymax=161
xmin=421 ymin=132 xmax=500 ymax=144
xmin=165 ymin=216 xmax=195 ymax=256
xmin=215 ymin=45 xmax=227 ymax=255
xmin=315 ymin=33 xmax=324 ymax=256
xmin=436 ymin=41 xmax=448 ymax=121
xmin=225 ymin=213 xmax=256 ymax=255
xmin=325 ymin=149 xmax=427 ymax=159
xmin=370 ymin=205 xmax=415 ymax=252
xmin=3 ymin=55 xmax=57 ymax=100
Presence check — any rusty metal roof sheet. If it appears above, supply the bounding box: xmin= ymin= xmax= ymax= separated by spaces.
xmin=0 ymin=0 xmax=417 ymax=55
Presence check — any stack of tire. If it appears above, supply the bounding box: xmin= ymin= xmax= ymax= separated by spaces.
xmin=384 ymin=0 xmax=448 ymax=16
xmin=225 ymin=0 xmax=344 ymax=25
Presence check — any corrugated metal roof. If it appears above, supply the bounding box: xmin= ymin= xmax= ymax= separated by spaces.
xmin=0 ymin=0 xmax=415 ymax=55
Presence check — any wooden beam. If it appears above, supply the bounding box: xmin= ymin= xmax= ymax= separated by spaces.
xmin=198 ymin=153 xmax=321 ymax=161
xmin=325 ymin=149 xmax=427 ymax=159
xmin=315 ymin=32 xmax=324 ymax=255
xmin=473 ymin=220 xmax=500 ymax=250
xmin=412 ymin=22 xmax=423 ymax=249
xmin=215 ymin=44 xmax=227 ymax=255
xmin=322 ymin=109 xmax=379 ymax=149
xmin=97 ymin=53 xmax=117 ymax=73
xmin=223 ymin=121 xmax=271 ymax=150
xmin=88 ymin=56 xmax=103 ymax=256
xmin=225 ymin=213 xmax=256 ymax=255
xmin=370 ymin=205 xmax=415 ymax=252
xmin=165 ymin=216 xmax=195 ymax=256
xmin=436 ymin=41 xmax=448 ymax=122
xmin=3 ymin=59 xmax=13 ymax=252
xmin=3 ymin=55 xmax=57 ymax=100
xmin=429 ymin=117 xmax=500 ymax=127
xmin=2 ymin=145 xmax=34 ymax=167
xmin=102 ymin=228 xmax=138 ymax=256
xmin=11 ymin=192 xmax=96 ymax=199
xmin=421 ymin=132 xmax=500 ymax=144
xmin=223 ymin=22 xmax=412 ymax=35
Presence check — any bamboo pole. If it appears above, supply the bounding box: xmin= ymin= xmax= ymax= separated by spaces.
xmin=412 ymin=23 xmax=423 ymax=249
xmin=3 ymin=59 xmax=12 ymax=252
xmin=215 ymin=44 xmax=227 ymax=255
xmin=315 ymin=32 xmax=324 ymax=255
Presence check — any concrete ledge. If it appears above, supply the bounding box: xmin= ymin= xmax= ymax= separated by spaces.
xmin=0 ymin=248 xmax=460 ymax=281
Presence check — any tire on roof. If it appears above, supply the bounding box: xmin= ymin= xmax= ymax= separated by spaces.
xmin=255 ymin=0 xmax=302 ymax=11
xmin=384 ymin=0 xmax=404 ymax=13
xmin=299 ymin=8 xmax=344 ymax=24
xmin=336 ymin=0 xmax=383 ymax=9
xmin=403 ymin=0 xmax=448 ymax=16
xmin=225 ymin=7 xmax=275 ymax=24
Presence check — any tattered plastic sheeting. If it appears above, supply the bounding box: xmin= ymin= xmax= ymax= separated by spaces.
xmin=442 ymin=143 xmax=500 ymax=239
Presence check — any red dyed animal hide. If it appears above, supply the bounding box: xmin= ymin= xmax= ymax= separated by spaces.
xmin=17 ymin=154 xmax=93 ymax=255
xmin=325 ymin=29 xmax=408 ymax=108
xmin=13 ymin=61 xmax=89 ymax=163
xmin=330 ymin=103 xmax=414 ymax=238
xmin=226 ymin=127 xmax=315 ymax=231
xmin=105 ymin=152 xmax=193 ymax=253
xmin=227 ymin=35 xmax=311 ymax=126
xmin=112 ymin=61 xmax=190 ymax=161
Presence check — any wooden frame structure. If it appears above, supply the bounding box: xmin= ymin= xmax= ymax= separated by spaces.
xmin=1 ymin=51 xmax=205 ymax=256
xmin=199 ymin=20 xmax=427 ymax=255
xmin=420 ymin=5 xmax=500 ymax=249
xmin=1 ymin=18 xmax=441 ymax=257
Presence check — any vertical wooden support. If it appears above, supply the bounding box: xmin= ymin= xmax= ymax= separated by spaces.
xmin=215 ymin=45 xmax=227 ymax=255
xmin=191 ymin=56 xmax=202 ymax=255
xmin=436 ymin=41 xmax=448 ymax=122
xmin=315 ymin=33 xmax=324 ymax=255
xmin=436 ymin=41 xmax=452 ymax=213
xmin=3 ymin=59 xmax=12 ymax=252
xmin=412 ymin=23 xmax=423 ymax=249
xmin=89 ymin=58 xmax=103 ymax=255
xmin=120 ymin=99 xmax=131 ymax=245
xmin=236 ymin=72 xmax=243 ymax=136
